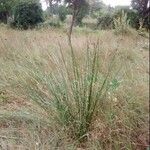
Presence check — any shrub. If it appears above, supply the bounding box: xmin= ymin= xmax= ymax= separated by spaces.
xmin=97 ymin=13 xmax=114 ymax=29
xmin=13 ymin=1 xmax=43 ymax=29
xmin=36 ymin=21 xmax=61 ymax=29
xmin=48 ymin=16 xmax=61 ymax=28
xmin=48 ymin=20 xmax=61 ymax=28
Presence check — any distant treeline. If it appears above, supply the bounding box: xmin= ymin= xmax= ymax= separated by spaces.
xmin=0 ymin=0 xmax=149 ymax=30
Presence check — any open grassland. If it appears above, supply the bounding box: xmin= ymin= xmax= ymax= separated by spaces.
xmin=0 ymin=26 xmax=149 ymax=150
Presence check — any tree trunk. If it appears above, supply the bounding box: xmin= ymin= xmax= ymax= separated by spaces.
xmin=0 ymin=11 xmax=9 ymax=24
xmin=48 ymin=0 xmax=53 ymax=15
xmin=68 ymin=8 xmax=80 ymax=42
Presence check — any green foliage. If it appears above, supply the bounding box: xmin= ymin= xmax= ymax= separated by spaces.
xmin=0 ymin=0 xmax=40 ymax=23
xmin=114 ymin=7 xmax=139 ymax=29
xmin=89 ymin=0 xmax=106 ymax=17
xmin=127 ymin=10 xmax=139 ymax=29
xmin=0 ymin=0 xmax=39 ymax=13
xmin=58 ymin=5 xmax=67 ymax=22
xmin=13 ymin=1 xmax=43 ymax=29
xmin=114 ymin=11 xmax=130 ymax=35
xmin=97 ymin=12 xmax=114 ymax=29
xmin=96 ymin=6 xmax=140 ymax=30
xmin=0 ymin=0 xmax=16 ymax=12
xmin=95 ymin=4 xmax=149 ymax=31
xmin=95 ymin=5 xmax=115 ymax=30
xmin=37 ymin=19 xmax=61 ymax=29
xmin=47 ymin=20 xmax=61 ymax=28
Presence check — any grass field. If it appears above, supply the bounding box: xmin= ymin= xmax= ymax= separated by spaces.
xmin=0 ymin=26 xmax=149 ymax=149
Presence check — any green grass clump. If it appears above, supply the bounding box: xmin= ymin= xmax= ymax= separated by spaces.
xmin=14 ymin=42 xmax=119 ymax=141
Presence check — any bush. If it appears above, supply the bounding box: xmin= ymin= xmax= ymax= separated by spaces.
xmin=13 ymin=1 xmax=43 ymax=29
xmin=97 ymin=13 xmax=114 ymax=30
xmin=37 ymin=19 xmax=61 ymax=29
xmin=48 ymin=16 xmax=61 ymax=28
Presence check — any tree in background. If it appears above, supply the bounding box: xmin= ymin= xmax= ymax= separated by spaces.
xmin=13 ymin=1 xmax=43 ymax=29
xmin=73 ymin=0 xmax=89 ymax=26
xmin=45 ymin=0 xmax=89 ymax=38
xmin=66 ymin=0 xmax=89 ymax=38
xmin=87 ymin=0 xmax=106 ymax=17
xmin=45 ymin=0 xmax=61 ymax=15
xmin=96 ymin=5 xmax=114 ymax=29
xmin=131 ymin=0 xmax=150 ymax=29
xmin=58 ymin=5 xmax=68 ymax=22
xmin=0 ymin=0 xmax=40 ymax=23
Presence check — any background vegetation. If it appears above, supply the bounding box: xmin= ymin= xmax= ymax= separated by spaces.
xmin=0 ymin=0 xmax=149 ymax=31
